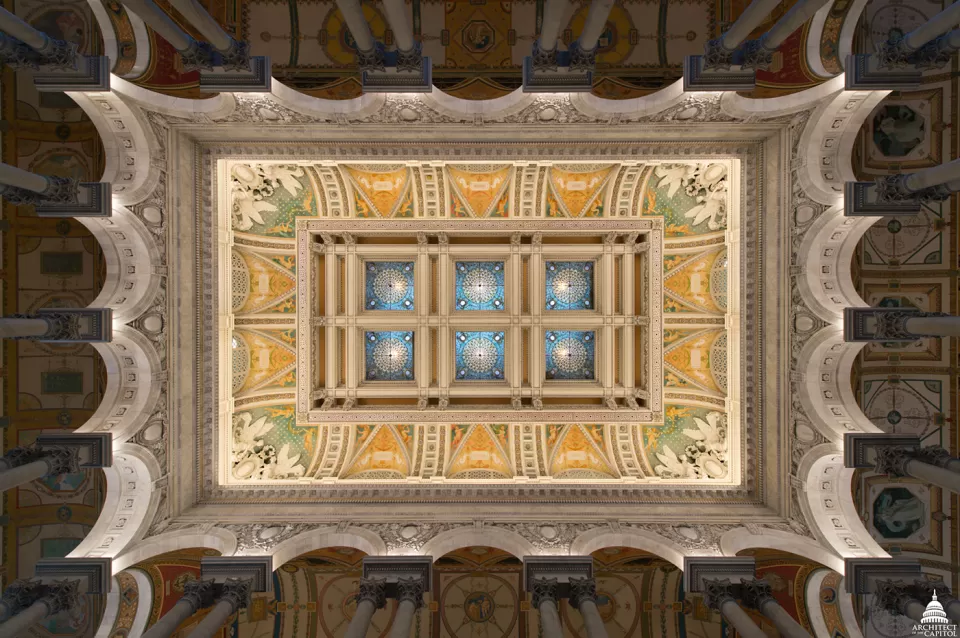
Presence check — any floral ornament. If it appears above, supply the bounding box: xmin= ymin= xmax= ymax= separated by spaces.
xmin=654 ymin=163 xmax=728 ymax=231
xmin=231 ymin=164 xmax=305 ymax=231
xmin=654 ymin=411 xmax=728 ymax=479
xmin=232 ymin=412 xmax=306 ymax=480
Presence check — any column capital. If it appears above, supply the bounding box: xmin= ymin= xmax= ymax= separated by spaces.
xmin=5 ymin=308 xmax=113 ymax=342
xmin=875 ymin=174 xmax=951 ymax=205
xmin=568 ymin=40 xmax=597 ymax=72
xmin=218 ymin=578 xmax=253 ymax=611
xmin=0 ymin=32 xmax=78 ymax=71
xmin=843 ymin=307 xmax=949 ymax=342
xmin=530 ymin=577 xmax=559 ymax=608
xmin=739 ymin=578 xmax=775 ymax=611
xmin=0 ymin=579 xmax=45 ymax=617
xmin=875 ymin=445 xmax=953 ymax=478
xmin=395 ymin=576 xmax=425 ymax=609
xmin=733 ymin=37 xmax=775 ymax=71
xmin=1 ymin=444 xmax=80 ymax=475
xmin=530 ymin=39 xmax=559 ymax=72
xmin=357 ymin=42 xmax=386 ymax=72
xmin=181 ymin=578 xmax=218 ymax=611
xmin=875 ymin=579 xmax=921 ymax=617
xmin=702 ymin=578 xmax=739 ymax=612
xmin=395 ymin=41 xmax=423 ymax=73
xmin=911 ymin=579 xmax=956 ymax=606
xmin=356 ymin=577 xmax=387 ymax=609
xmin=40 ymin=579 xmax=81 ymax=616
xmin=568 ymin=576 xmax=598 ymax=610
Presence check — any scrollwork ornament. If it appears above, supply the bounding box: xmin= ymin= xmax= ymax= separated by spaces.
xmin=874 ymin=579 xmax=917 ymax=616
xmin=531 ymin=39 xmax=559 ymax=71
xmin=395 ymin=576 xmax=425 ymax=608
xmin=875 ymin=36 xmax=913 ymax=70
xmin=0 ymin=32 xmax=41 ymax=69
xmin=0 ymin=579 xmax=45 ymax=616
xmin=219 ymin=578 xmax=253 ymax=611
xmin=530 ymin=577 xmax=559 ymax=608
xmin=40 ymin=579 xmax=80 ymax=615
xmin=568 ymin=577 xmax=598 ymax=610
xmin=212 ymin=39 xmax=252 ymax=72
xmin=912 ymin=446 xmax=955 ymax=469
xmin=911 ymin=34 xmax=956 ymax=71
xmin=179 ymin=40 xmax=217 ymax=72
xmin=735 ymin=38 xmax=774 ymax=71
xmin=356 ymin=577 xmax=387 ymax=609
xmin=874 ymin=446 xmax=915 ymax=478
xmin=34 ymin=38 xmax=79 ymax=71
xmin=38 ymin=445 xmax=80 ymax=475
xmin=357 ymin=42 xmax=386 ymax=72
xmin=395 ymin=41 xmax=423 ymax=73
xmin=874 ymin=175 xmax=951 ymax=205
xmin=739 ymin=578 xmax=775 ymax=610
xmin=567 ymin=40 xmax=596 ymax=72
xmin=181 ymin=578 xmax=217 ymax=611
xmin=701 ymin=578 xmax=737 ymax=611
xmin=702 ymin=37 xmax=736 ymax=71
xmin=872 ymin=310 xmax=949 ymax=340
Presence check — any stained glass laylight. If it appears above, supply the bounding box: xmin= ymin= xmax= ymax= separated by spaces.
xmin=365 ymin=331 xmax=415 ymax=381
xmin=545 ymin=261 xmax=594 ymax=310
xmin=455 ymin=261 xmax=505 ymax=311
xmin=365 ymin=261 xmax=415 ymax=311
xmin=455 ymin=331 xmax=505 ymax=381
xmin=545 ymin=330 xmax=595 ymax=380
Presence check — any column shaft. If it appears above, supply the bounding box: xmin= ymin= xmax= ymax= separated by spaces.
xmin=904 ymin=599 xmax=926 ymax=623
xmin=143 ymin=598 xmax=199 ymax=638
xmin=184 ymin=599 xmax=235 ymax=638
xmin=120 ymin=0 xmax=195 ymax=52
xmin=905 ymin=459 xmax=960 ymax=493
xmin=904 ymin=316 xmax=960 ymax=337
xmin=578 ymin=0 xmax=616 ymax=52
xmin=945 ymin=599 xmax=960 ymax=623
xmin=334 ymin=0 xmax=376 ymax=53
xmin=758 ymin=600 xmax=812 ymax=638
xmin=386 ymin=599 xmax=417 ymax=638
xmin=0 ymin=163 xmax=51 ymax=195
xmin=762 ymin=0 xmax=833 ymax=49
xmin=719 ymin=599 xmax=767 ymax=638
xmin=539 ymin=0 xmax=569 ymax=52
xmin=537 ymin=599 xmax=563 ymax=636
xmin=578 ymin=598 xmax=609 ymax=638
xmin=167 ymin=0 xmax=233 ymax=51
xmin=381 ymin=0 xmax=415 ymax=53
xmin=904 ymin=157 xmax=960 ymax=192
xmin=0 ymin=459 xmax=53 ymax=492
xmin=0 ymin=600 xmax=51 ymax=637
xmin=344 ymin=598 xmax=377 ymax=638
xmin=0 ymin=7 xmax=50 ymax=51
xmin=0 ymin=318 xmax=51 ymax=339
xmin=904 ymin=2 xmax=960 ymax=50
xmin=720 ymin=0 xmax=783 ymax=50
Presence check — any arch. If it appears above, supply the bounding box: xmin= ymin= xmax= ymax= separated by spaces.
xmin=94 ymin=575 xmax=121 ymax=638
xmin=269 ymin=526 xmax=387 ymax=567
xmin=112 ymin=528 xmax=238 ymax=573
xmin=722 ymin=74 xmax=845 ymax=122
xmin=720 ymin=528 xmax=844 ymax=573
xmin=94 ymin=568 xmax=153 ymax=638
xmin=805 ymin=568 xmax=866 ymax=638
xmin=569 ymin=528 xmax=686 ymax=569
xmin=68 ymin=442 xmax=161 ymax=566
xmin=798 ymin=444 xmax=887 ymax=561
xmin=420 ymin=527 xmax=535 ymax=561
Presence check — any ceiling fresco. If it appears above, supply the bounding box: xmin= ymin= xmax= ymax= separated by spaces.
xmin=223 ymin=159 xmax=736 ymax=485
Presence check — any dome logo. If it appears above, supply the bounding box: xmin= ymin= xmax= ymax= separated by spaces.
xmin=913 ymin=592 xmax=958 ymax=638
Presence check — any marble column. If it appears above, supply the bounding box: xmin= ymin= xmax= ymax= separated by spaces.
xmin=844 ymin=308 xmax=960 ymax=341
xmin=0 ymin=580 xmax=80 ymax=638
xmin=531 ymin=577 xmax=563 ymax=637
xmin=0 ymin=580 xmax=44 ymax=623
xmin=386 ymin=576 xmax=425 ymax=638
xmin=333 ymin=0 xmax=384 ymax=70
xmin=740 ymin=578 xmax=812 ymax=638
xmin=344 ymin=578 xmax=386 ymax=638
xmin=120 ymin=0 xmax=218 ymax=71
xmin=380 ymin=0 xmax=421 ymax=71
xmin=703 ymin=0 xmax=782 ymax=67
xmin=875 ymin=445 xmax=960 ymax=494
xmin=703 ymin=579 xmax=767 ymax=638
xmin=874 ymin=579 xmax=926 ymax=623
xmin=0 ymin=162 xmax=80 ymax=207
xmin=0 ymin=6 xmax=76 ymax=69
xmin=143 ymin=579 xmax=216 ymax=638
xmin=569 ymin=0 xmax=616 ymax=70
xmin=532 ymin=0 xmax=569 ymax=68
xmin=167 ymin=0 xmax=250 ymax=70
xmin=876 ymin=2 xmax=960 ymax=71
xmin=185 ymin=579 xmax=251 ymax=638
xmin=911 ymin=581 xmax=960 ymax=624
xmin=569 ymin=577 xmax=609 ymax=638
xmin=0 ymin=445 xmax=78 ymax=492
xmin=733 ymin=0 xmax=834 ymax=70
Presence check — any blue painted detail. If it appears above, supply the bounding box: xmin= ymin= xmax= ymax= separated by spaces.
xmin=455 ymin=331 xmax=505 ymax=381
xmin=545 ymin=261 xmax=594 ymax=310
xmin=364 ymin=331 xmax=415 ymax=381
xmin=544 ymin=330 xmax=595 ymax=380
xmin=455 ymin=261 xmax=505 ymax=311
xmin=364 ymin=261 xmax=415 ymax=311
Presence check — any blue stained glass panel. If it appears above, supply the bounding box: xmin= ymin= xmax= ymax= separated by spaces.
xmin=544 ymin=330 xmax=596 ymax=380
xmin=365 ymin=261 xmax=415 ymax=311
xmin=365 ymin=331 xmax=415 ymax=381
xmin=455 ymin=331 xmax=505 ymax=381
xmin=455 ymin=261 xmax=505 ymax=311
xmin=545 ymin=261 xmax=594 ymax=311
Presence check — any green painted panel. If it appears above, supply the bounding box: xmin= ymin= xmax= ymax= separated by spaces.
xmin=40 ymin=371 xmax=84 ymax=394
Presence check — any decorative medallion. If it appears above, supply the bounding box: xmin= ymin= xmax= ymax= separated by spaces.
xmin=365 ymin=331 xmax=415 ymax=381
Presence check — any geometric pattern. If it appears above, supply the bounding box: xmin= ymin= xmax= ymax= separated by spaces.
xmin=455 ymin=261 xmax=505 ymax=311
xmin=365 ymin=261 xmax=415 ymax=311
xmin=364 ymin=331 xmax=415 ymax=381
xmin=545 ymin=330 xmax=595 ymax=380
xmin=455 ymin=331 xmax=505 ymax=381
xmin=545 ymin=261 xmax=594 ymax=310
